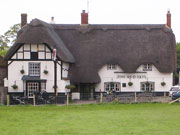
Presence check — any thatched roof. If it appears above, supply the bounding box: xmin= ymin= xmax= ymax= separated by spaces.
xmin=4 ymin=19 xmax=75 ymax=63
xmin=4 ymin=19 xmax=176 ymax=83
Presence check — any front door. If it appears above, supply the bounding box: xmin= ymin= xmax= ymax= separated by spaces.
xmin=27 ymin=82 xmax=39 ymax=98
xmin=80 ymin=84 xmax=91 ymax=100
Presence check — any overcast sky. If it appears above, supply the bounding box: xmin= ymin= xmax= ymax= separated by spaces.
xmin=0 ymin=0 xmax=180 ymax=42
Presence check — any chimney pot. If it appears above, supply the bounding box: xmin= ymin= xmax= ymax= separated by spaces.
xmin=166 ymin=10 xmax=171 ymax=28
xmin=50 ymin=16 xmax=55 ymax=24
xmin=81 ymin=10 xmax=88 ymax=25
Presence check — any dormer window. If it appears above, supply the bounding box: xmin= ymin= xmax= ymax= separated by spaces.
xmin=107 ymin=64 xmax=116 ymax=70
xmin=143 ymin=64 xmax=152 ymax=71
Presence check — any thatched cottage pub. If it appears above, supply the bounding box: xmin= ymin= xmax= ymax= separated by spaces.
xmin=3 ymin=10 xmax=176 ymax=101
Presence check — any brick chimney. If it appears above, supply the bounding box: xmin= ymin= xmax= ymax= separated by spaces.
xmin=166 ymin=10 xmax=171 ymax=28
xmin=21 ymin=13 xmax=27 ymax=28
xmin=81 ymin=10 xmax=88 ymax=25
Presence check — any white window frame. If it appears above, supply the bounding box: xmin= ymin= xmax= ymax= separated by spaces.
xmin=141 ymin=82 xmax=155 ymax=91
xmin=104 ymin=82 xmax=120 ymax=92
xmin=29 ymin=63 xmax=40 ymax=76
xmin=41 ymin=82 xmax=46 ymax=92
xmin=27 ymin=82 xmax=39 ymax=98
xmin=143 ymin=64 xmax=152 ymax=71
xmin=107 ymin=64 xmax=116 ymax=70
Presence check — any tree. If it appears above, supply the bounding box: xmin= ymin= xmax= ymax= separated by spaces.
xmin=176 ymin=42 xmax=180 ymax=67
xmin=0 ymin=24 xmax=21 ymax=56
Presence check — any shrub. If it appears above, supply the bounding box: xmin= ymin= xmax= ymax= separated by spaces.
xmin=20 ymin=69 xmax=25 ymax=74
xmin=65 ymin=85 xmax=76 ymax=90
xmin=161 ymin=82 xmax=166 ymax=86
xmin=128 ymin=82 xmax=133 ymax=86
xmin=43 ymin=70 xmax=48 ymax=74
xmin=145 ymin=81 xmax=150 ymax=86
xmin=11 ymin=84 xmax=18 ymax=89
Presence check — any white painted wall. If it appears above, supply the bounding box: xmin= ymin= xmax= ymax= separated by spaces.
xmin=6 ymin=44 xmax=70 ymax=94
xmin=95 ymin=65 xmax=173 ymax=92
xmin=7 ymin=61 xmax=70 ymax=93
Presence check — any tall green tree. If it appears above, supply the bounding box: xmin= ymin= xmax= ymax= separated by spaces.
xmin=176 ymin=42 xmax=180 ymax=67
xmin=0 ymin=24 xmax=21 ymax=56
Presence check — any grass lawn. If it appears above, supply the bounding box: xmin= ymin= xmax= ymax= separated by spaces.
xmin=0 ymin=103 xmax=180 ymax=135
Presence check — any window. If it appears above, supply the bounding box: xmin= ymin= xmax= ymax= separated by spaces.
xmin=107 ymin=64 xmax=116 ymax=70
xmin=27 ymin=82 xmax=39 ymax=98
xmin=122 ymin=83 xmax=126 ymax=87
xmin=29 ymin=63 xmax=40 ymax=76
xmin=105 ymin=82 xmax=120 ymax=92
xmin=41 ymin=82 xmax=46 ymax=91
xmin=141 ymin=82 xmax=155 ymax=91
xmin=31 ymin=52 xmax=38 ymax=60
xmin=143 ymin=64 xmax=152 ymax=71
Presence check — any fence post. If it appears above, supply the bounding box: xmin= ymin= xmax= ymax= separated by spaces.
xmin=164 ymin=91 xmax=166 ymax=103
xmin=33 ymin=95 xmax=35 ymax=106
xmin=134 ymin=91 xmax=137 ymax=102
xmin=100 ymin=92 xmax=103 ymax=103
xmin=7 ymin=95 xmax=9 ymax=106
xmin=66 ymin=93 xmax=69 ymax=106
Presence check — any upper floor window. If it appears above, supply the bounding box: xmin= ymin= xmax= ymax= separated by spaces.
xmin=31 ymin=52 xmax=38 ymax=60
xmin=29 ymin=63 xmax=40 ymax=76
xmin=107 ymin=64 xmax=116 ymax=70
xmin=143 ymin=64 xmax=152 ymax=71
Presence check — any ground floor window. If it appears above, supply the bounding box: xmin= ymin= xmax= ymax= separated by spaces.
xmin=26 ymin=81 xmax=46 ymax=98
xmin=141 ymin=82 xmax=155 ymax=91
xmin=41 ymin=82 xmax=46 ymax=92
xmin=27 ymin=82 xmax=39 ymax=98
xmin=104 ymin=82 xmax=120 ymax=92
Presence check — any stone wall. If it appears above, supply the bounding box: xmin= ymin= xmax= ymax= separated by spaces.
xmin=0 ymin=66 xmax=7 ymax=86
xmin=0 ymin=58 xmax=7 ymax=104
xmin=0 ymin=87 xmax=7 ymax=104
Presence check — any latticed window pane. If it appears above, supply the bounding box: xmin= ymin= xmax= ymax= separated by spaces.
xmin=27 ymin=82 xmax=39 ymax=98
xmin=104 ymin=82 xmax=120 ymax=92
xmin=41 ymin=82 xmax=46 ymax=91
xmin=29 ymin=63 xmax=40 ymax=76
xmin=141 ymin=82 xmax=155 ymax=91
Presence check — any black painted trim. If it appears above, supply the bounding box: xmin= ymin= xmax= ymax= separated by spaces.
xmin=61 ymin=62 xmax=63 ymax=80
xmin=8 ymin=60 xmax=14 ymax=66
xmin=9 ymin=59 xmax=53 ymax=61
xmin=54 ymin=60 xmax=57 ymax=95
xmin=23 ymin=45 xmax=24 ymax=59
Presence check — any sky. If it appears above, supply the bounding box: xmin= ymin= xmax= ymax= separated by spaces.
xmin=0 ymin=0 xmax=180 ymax=42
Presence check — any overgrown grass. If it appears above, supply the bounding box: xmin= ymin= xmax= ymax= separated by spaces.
xmin=0 ymin=103 xmax=180 ymax=135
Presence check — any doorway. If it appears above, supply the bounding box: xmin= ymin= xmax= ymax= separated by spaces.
xmin=27 ymin=82 xmax=39 ymax=98
xmin=80 ymin=84 xmax=91 ymax=100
